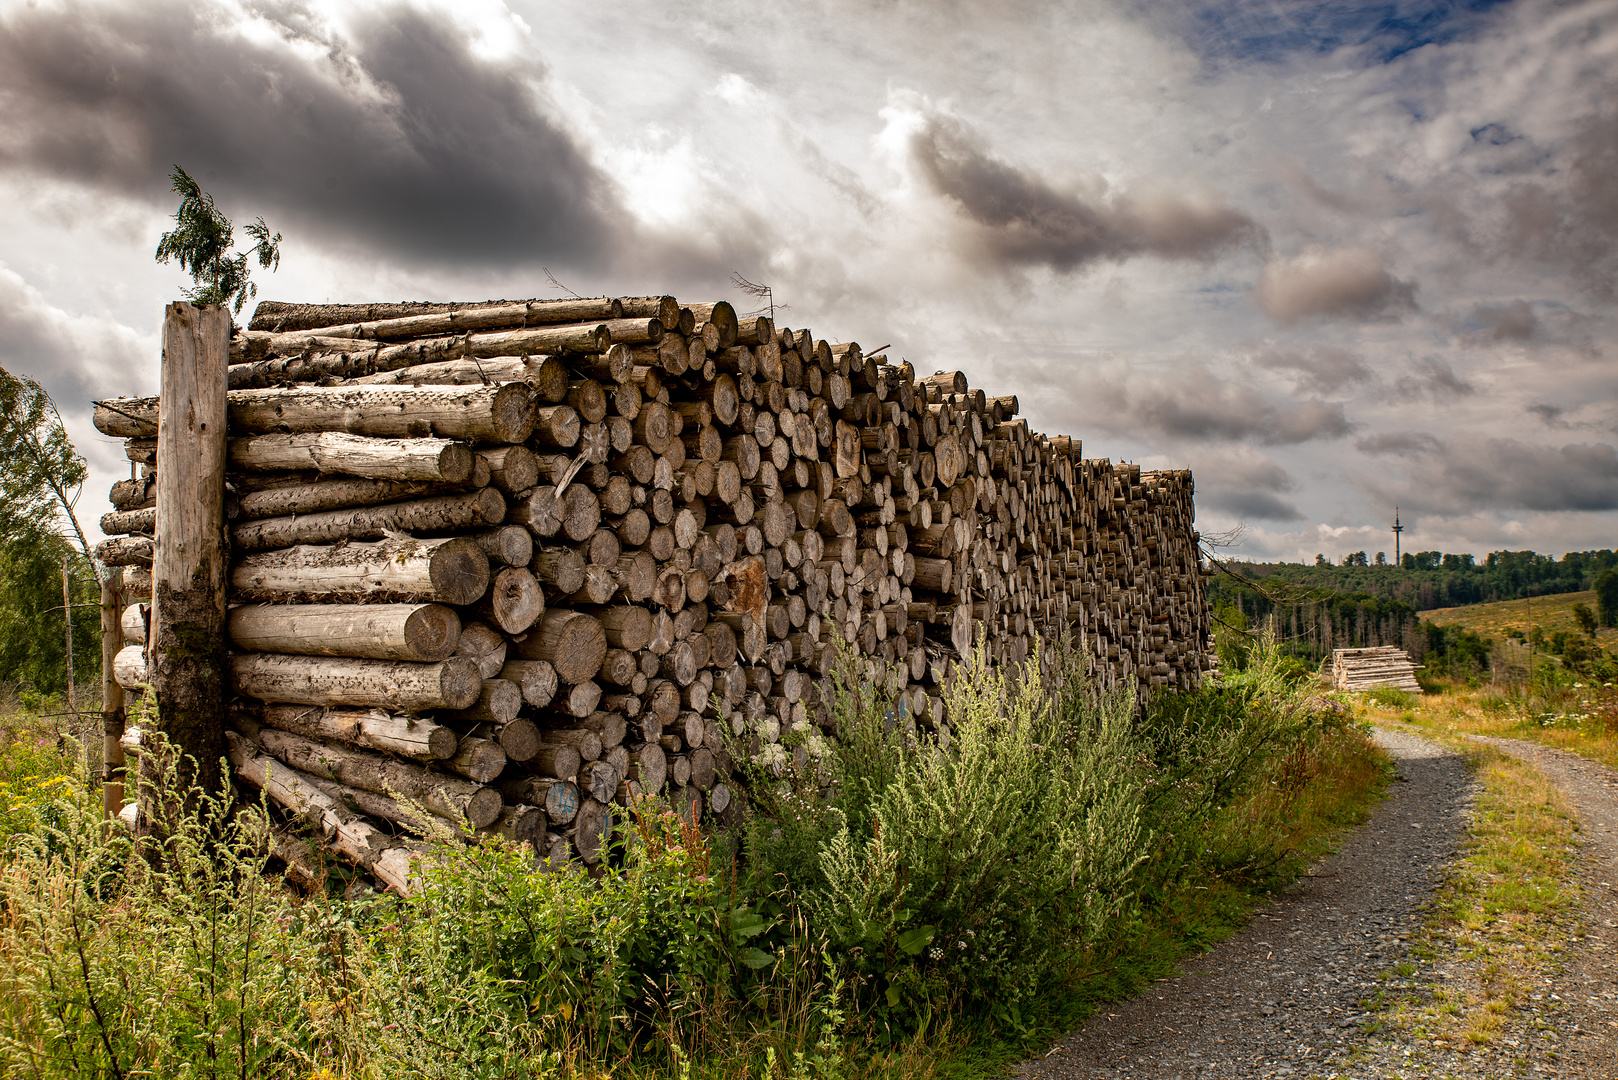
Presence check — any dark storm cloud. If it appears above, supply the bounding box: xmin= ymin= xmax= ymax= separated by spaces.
xmin=1082 ymin=365 xmax=1352 ymax=445
xmin=1255 ymin=245 xmax=1417 ymax=323
xmin=1501 ymin=109 xmax=1618 ymax=300
xmin=0 ymin=1 xmax=625 ymax=267
xmin=1251 ymin=345 xmax=1374 ymax=394
xmin=1378 ymin=438 xmax=1618 ymax=514
xmin=903 ymin=108 xmax=1262 ymax=272
xmin=1196 ymin=452 xmax=1302 ymax=521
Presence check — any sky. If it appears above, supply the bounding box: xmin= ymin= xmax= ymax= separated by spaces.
xmin=0 ymin=0 xmax=1614 ymax=564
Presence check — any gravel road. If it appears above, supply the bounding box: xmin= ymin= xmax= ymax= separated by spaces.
xmin=1012 ymin=728 xmax=1618 ymax=1079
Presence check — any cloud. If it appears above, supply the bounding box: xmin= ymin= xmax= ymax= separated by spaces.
xmin=1254 ymin=245 xmax=1416 ymax=322
xmin=1468 ymin=299 xmax=1537 ymax=341
xmin=0 ymin=266 xmax=151 ymax=405
xmin=1378 ymin=438 xmax=1618 ymax=515
xmin=1527 ymin=402 xmax=1566 ymax=427
xmin=1355 ymin=431 xmax=1441 ymax=456
xmin=1194 ymin=449 xmax=1302 ymax=521
xmin=1392 ymin=356 xmax=1474 ymax=401
xmin=888 ymin=96 xmax=1261 ymax=273
xmin=0 ymin=0 xmax=627 ymax=268
xmin=1500 ymin=109 xmax=1618 ymax=300
xmin=1251 ymin=344 xmax=1373 ymax=394
xmin=1078 ymin=363 xmax=1353 ymax=445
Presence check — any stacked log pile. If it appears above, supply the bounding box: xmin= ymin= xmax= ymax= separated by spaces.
xmin=93 ymin=294 xmax=1211 ymax=888
xmin=1332 ymin=646 xmax=1422 ymax=694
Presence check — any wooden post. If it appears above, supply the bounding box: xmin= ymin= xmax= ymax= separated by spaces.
xmin=99 ymin=571 xmax=125 ymax=820
xmin=149 ymin=302 xmax=230 ymax=797
xmin=61 ymin=555 xmax=76 ymax=725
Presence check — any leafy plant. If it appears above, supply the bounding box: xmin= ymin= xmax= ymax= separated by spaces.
xmin=154 ymin=165 xmax=281 ymax=315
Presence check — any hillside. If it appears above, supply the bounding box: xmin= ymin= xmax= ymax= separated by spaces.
xmin=1423 ymin=591 xmax=1618 ymax=650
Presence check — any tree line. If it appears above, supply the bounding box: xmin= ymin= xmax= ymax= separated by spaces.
xmin=1224 ymin=549 xmax=1618 ymax=615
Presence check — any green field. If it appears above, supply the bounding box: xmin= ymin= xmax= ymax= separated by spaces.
xmin=1423 ymin=589 xmax=1617 ymax=649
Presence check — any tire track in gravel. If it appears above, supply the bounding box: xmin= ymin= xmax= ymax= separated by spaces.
xmin=1015 ymin=729 xmax=1473 ymax=1080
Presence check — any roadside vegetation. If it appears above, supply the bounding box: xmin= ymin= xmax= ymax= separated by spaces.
xmin=0 ymin=633 xmax=1388 ymax=1080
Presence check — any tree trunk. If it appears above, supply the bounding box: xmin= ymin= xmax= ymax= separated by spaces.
xmin=515 ymin=610 xmax=607 ymax=684
xmin=227 ymin=432 xmax=475 ymax=482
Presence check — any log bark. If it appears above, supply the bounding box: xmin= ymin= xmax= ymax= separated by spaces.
xmin=231 ymin=537 xmax=489 ymax=605
xmin=227 ymin=432 xmax=475 ymax=483
xmin=258 ymin=702 xmax=458 ymax=760
xmin=225 ymin=731 xmax=421 ymax=893
xmin=96 ymin=536 xmax=153 ymax=566
xmin=230 ymin=652 xmax=482 ymax=711
xmin=249 ymin=725 xmax=503 ymax=829
xmin=150 ymin=302 xmax=231 ymax=800
xmin=228 ymin=383 xmax=535 ymax=444
xmin=232 ymin=488 xmax=506 ymax=551
xmin=228 ymin=603 xmax=462 ymax=662
xmin=233 ymin=476 xmax=456 ymax=520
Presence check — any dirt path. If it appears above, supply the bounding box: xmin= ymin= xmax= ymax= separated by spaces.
xmin=1013 ymin=729 xmax=1618 ymax=1079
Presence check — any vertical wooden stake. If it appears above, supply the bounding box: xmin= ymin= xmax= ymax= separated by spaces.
xmin=99 ymin=571 xmax=125 ymax=821
xmin=61 ymin=555 xmax=76 ymax=725
xmin=150 ymin=302 xmax=230 ymax=799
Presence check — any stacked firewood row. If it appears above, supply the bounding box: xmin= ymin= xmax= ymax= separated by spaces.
xmin=93 ymin=294 xmax=1211 ymax=890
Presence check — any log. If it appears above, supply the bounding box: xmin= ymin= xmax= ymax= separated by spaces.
xmin=232 ymin=488 xmax=506 ymax=551
xmin=227 ymin=383 xmax=535 ymax=444
xmin=230 ymin=652 xmax=482 ymax=711
xmin=442 ymin=736 xmax=509 ymax=783
xmin=249 ymin=725 xmax=503 ymax=829
xmin=497 ymin=774 xmax=582 ymax=824
xmin=475 ymin=567 xmax=545 ymax=635
xmin=151 ymin=302 xmax=231 ymax=798
xmin=228 ymin=603 xmax=462 ymax=662
xmin=499 ymin=659 xmax=558 ymax=709
xmin=532 ymin=547 xmax=587 ymax=595
xmin=453 ymin=621 xmax=508 ymax=678
xmin=227 ymin=432 xmax=475 ymax=483
xmin=246 ymin=297 xmax=623 ymax=336
xmin=444 ymin=679 xmax=524 ymax=726
xmin=225 ymin=731 xmax=420 ymax=893
xmin=479 ymin=445 xmax=540 ymax=493
xmin=352 ymin=356 xmax=568 ymax=399
xmin=475 ymin=525 xmax=534 ymax=567
xmin=516 ymin=610 xmax=607 ymax=684
xmin=489 ymin=718 xmax=543 ymax=762
xmin=571 ymin=799 xmax=614 ymax=864
xmin=594 ymin=605 xmax=653 ymax=651
xmin=234 ymin=476 xmax=454 ymax=520
xmin=96 ymin=536 xmax=153 ymax=566
xmin=231 ymin=537 xmax=489 ymax=605
xmin=100 ymin=507 xmax=155 ymax=535
xmin=113 ymin=643 xmax=148 ymax=692
xmin=258 ymin=703 xmax=458 ymax=760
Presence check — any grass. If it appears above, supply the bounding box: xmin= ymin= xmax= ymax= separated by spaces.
xmin=1355 ymin=685 xmax=1582 ymax=1051
xmin=1424 ymin=590 xmax=1618 ymax=651
xmin=0 ymin=666 xmax=1394 ymax=1080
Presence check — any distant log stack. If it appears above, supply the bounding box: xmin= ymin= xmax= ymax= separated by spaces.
xmin=94 ymin=293 xmax=1211 ymax=888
